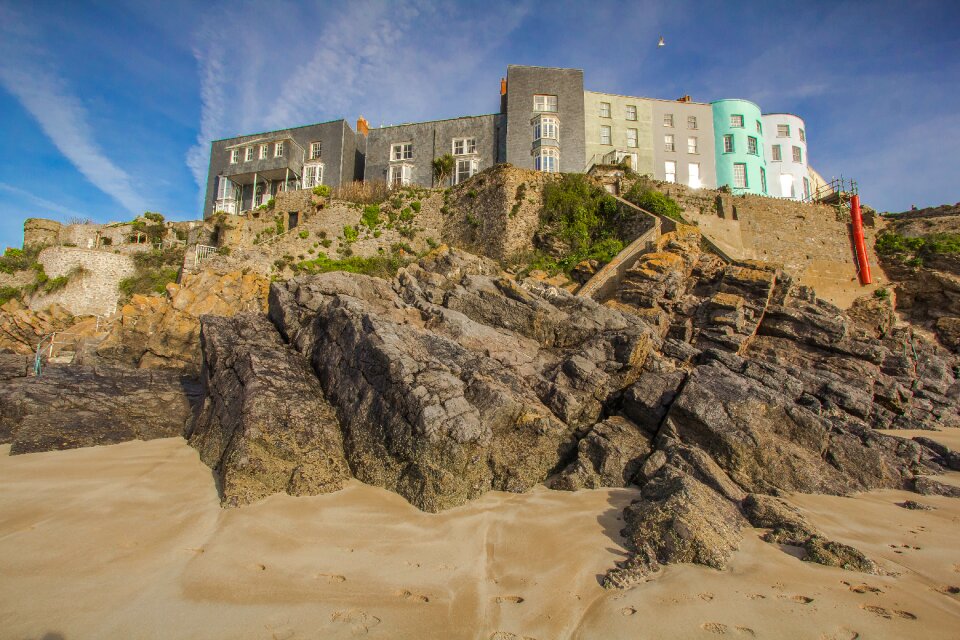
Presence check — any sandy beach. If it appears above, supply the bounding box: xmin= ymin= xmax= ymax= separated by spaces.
xmin=1 ymin=435 xmax=959 ymax=640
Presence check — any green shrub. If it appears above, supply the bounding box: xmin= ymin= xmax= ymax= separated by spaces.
xmin=411 ymin=201 xmax=421 ymax=213
xmin=466 ymin=213 xmax=480 ymax=227
xmin=874 ymin=287 xmax=890 ymax=299
xmin=321 ymin=238 xmax=332 ymax=248
xmin=624 ymin=184 xmax=684 ymax=222
xmin=361 ymin=204 xmax=381 ymax=229
xmin=0 ymin=286 xmax=21 ymax=305
xmin=426 ymin=237 xmax=438 ymax=250
xmin=313 ymin=185 xmax=331 ymax=197
xmin=373 ymin=230 xmax=382 ymax=238
xmin=399 ymin=207 xmax=414 ymax=222
xmin=875 ymin=231 xmax=960 ymax=267
xmin=292 ymin=252 xmax=407 ymax=279
xmin=118 ymin=267 xmax=179 ymax=297
xmin=467 ymin=190 xmax=478 ymax=199
xmin=217 ymin=246 xmax=231 ymax=256
xmin=342 ymin=225 xmax=358 ymax=243
xmin=275 ymin=216 xmax=284 ymax=235
xmin=143 ymin=212 xmax=165 ymax=223
xmin=0 ymin=246 xmax=41 ymax=274
xmin=298 ymin=230 xmax=310 ymax=239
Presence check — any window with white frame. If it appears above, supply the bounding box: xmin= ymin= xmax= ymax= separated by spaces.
xmin=216 ymin=176 xmax=235 ymax=200
xmin=771 ymin=144 xmax=782 ymax=161
xmin=733 ymin=163 xmax=747 ymax=188
xmin=627 ymin=129 xmax=638 ymax=148
xmin=455 ymin=158 xmax=479 ymax=184
xmin=535 ymin=148 xmax=559 ymax=173
xmin=663 ymin=113 xmax=674 ymax=127
xmin=230 ymin=149 xmax=240 ymax=164
xmin=688 ymin=163 xmax=701 ymax=188
xmin=792 ymin=145 xmax=802 ymax=163
xmin=259 ymin=144 xmax=269 ymax=159
xmin=723 ymin=135 xmax=734 ymax=153
xmin=391 ymin=142 xmax=413 ymax=161
xmin=599 ymin=101 xmax=611 ymax=118
xmin=389 ymin=164 xmax=412 ymax=187
xmin=600 ymin=125 xmax=611 ymax=145
xmin=777 ymin=124 xmax=790 ymax=137
xmin=730 ymin=114 xmax=744 ymax=128
xmin=534 ymin=116 xmax=558 ymax=141
xmin=799 ymin=128 xmax=805 ymax=142
xmin=533 ymin=94 xmax=558 ymax=112
xmin=626 ymin=105 xmax=637 ymax=121
xmin=664 ymin=134 xmax=675 ymax=151
xmin=452 ymin=137 xmax=477 ymax=155
xmin=310 ymin=142 xmax=322 ymax=160
xmin=303 ymin=163 xmax=324 ymax=189
xmin=665 ymin=160 xmax=677 ymax=183
xmin=274 ymin=142 xmax=284 ymax=157
xmin=687 ymin=136 xmax=698 ymax=153
xmin=747 ymin=136 xmax=758 ymax=155
xmin=245 ymin=147 xmax=254 ymax=162
xmin=687 ymin=115 xmax=697 ymax=129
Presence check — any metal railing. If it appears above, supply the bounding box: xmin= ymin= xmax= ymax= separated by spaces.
xmin=194 ymin=244 xmax=217 ymax=268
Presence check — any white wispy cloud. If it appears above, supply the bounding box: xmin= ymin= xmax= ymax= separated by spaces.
xmin=185 ymin=0 xmax=532 ymax=194
xmin=0 ymin=4 xmax=147 ymax=215
xmin=0 ymin=182 xmax=87 ymax=220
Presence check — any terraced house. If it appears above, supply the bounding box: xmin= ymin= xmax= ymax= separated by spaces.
xmin=203 ymin=65 xmax=820 ymax=218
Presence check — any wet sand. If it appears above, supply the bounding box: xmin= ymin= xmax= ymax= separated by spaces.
xmin=1 ymin=433 xmax=959 ymax=639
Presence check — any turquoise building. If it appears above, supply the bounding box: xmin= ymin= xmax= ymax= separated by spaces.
xmin=711 ymin=99 xmax=768 ymax=196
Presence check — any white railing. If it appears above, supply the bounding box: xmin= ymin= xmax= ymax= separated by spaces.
xmin=214 ymin=199 xmax=238 ymax=215
xmin=194 ymin=244 xmax=217 ymax=268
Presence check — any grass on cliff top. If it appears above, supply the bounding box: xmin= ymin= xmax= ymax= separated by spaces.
xmin=623 ymin=180 xmax=685 ymax=222
xmin=525 ymin=174 xmax=625 ymax=276
xmin=876 ymin=230 xmax=960 ymax=266
xmin=291 ymin=252 xmax=408 ymax=279
xmin=118 ymin=246 xmax=185 ymax=298
xmin=0 ymin=245 xmax=42 ymax=274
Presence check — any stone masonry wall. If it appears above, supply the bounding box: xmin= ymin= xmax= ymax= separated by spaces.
xmin=30 ymin=247 xmax=136 ymax=316
xmin=646 ymin=179 xmax=887 ymax=308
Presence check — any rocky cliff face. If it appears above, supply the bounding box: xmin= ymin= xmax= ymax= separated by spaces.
xmin=182 ymin=242 xmax=958 ymax=586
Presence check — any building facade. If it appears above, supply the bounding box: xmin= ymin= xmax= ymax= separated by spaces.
xmin=761 ymin=113 xmax=809 ymax=200
xmin=202 ymin=65 xmax=816 ymax=218
xmin=711 ymin=99 xmax=768 ymax=196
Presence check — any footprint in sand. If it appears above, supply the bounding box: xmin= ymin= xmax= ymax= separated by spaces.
xmin=316 ymin=573 xmax=347 ymax=583
xmin=778 ymin=594 xmax=814 ymax=604
xmin=699 ymin=592 xmax=715 ymax=601
xmin=735 ymin=627 xmax=755 ymax=637
xmin=701 ymin=622 xmax=728 ymax=634
xmin=860 ymin=604 xmax=917 ymax=620
xmin=745 ymin=593 xmax=766 ymax=600
xmin=848 ymin=584 xmax=883 ymax=594
xmin=934 ymin=585 xmax=960 ymax=597
xmin=250 ymin=563 xmax=267 ymax=571
xmin=395 ymin=589 xmax=430 ymax=603
xmin=819 ymin=627 xmax=860 ymax=640
xmin=492 ymin=595 xmax=525 ymax=604
xmin=620 ymin=607 xmax=636 ymax=616
xmin=489 ymin=633 xmax=537 ymax=640
xmin=330 ymin=609 xmax=381 ymax=635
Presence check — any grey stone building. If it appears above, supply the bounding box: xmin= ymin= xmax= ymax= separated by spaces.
xmin=203 ymin=119 xmax=362 ymax=219
xmin=364 ymin=114 xmax=504 ymax=188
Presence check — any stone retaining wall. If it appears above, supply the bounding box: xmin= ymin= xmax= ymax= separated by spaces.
xmin=30 ymin=247 xmax=136 ymax=316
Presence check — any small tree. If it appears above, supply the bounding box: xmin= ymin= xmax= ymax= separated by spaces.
xmin=432 ymin=154 xmax=455 ymax=187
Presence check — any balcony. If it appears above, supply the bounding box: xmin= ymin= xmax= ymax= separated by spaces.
xmin=222 ymin=136 xmax=306 ymax=184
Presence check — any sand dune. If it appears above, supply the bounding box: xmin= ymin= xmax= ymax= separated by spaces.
xmin=1 ymin=436 xmax=959 ymax=639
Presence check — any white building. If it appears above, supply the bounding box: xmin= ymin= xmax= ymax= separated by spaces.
xmin=761 ymin=113 xmax=810 ymax=200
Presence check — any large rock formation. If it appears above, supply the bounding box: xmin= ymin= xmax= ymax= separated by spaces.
xmin=0 ymin=363 xmax=200 ymax=453
xmin=189 ymin=313 xmax=351 ymax=506
xmin=96 ymin=269 xmax=269 ymax=374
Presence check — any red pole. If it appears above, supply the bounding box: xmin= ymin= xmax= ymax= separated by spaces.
xmin=850 ymin=194 xmax=872 ymax=285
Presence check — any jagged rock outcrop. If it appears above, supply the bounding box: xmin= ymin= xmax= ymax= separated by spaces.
xmin=266 ymin=247 xmax=656 ymax=512
xmin=0 ymin=363 xmax=200 ymax=453
xmin=189 ymin=313 xmax=351 ymax=506
xmin=96 ymin=269 xmax=269 ymax=374
xmin=0 ymin=299 xmax=81 ymax=354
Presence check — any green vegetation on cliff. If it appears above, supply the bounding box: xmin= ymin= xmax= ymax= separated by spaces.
xmin=623 ymin=181 xmax=684 ymax=222
xmin=118 ymin=247 xmax=185 ymax=298
xmin=291 ymin=252 xmax=407 ymax=279
xmin=876 ymin=230 xmax=960 ymax=266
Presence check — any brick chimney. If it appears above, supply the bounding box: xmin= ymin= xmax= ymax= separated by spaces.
xmin=356 ymin=116 xmax=369 ymax=136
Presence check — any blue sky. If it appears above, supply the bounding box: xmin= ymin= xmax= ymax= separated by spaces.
xmin=1 ymin=0 xmax=958 ymax=250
